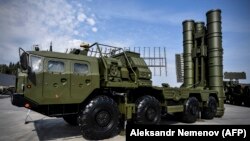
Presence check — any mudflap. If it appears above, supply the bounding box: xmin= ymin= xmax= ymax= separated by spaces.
xmin=11 ymin=93 xmax=24 ymax=107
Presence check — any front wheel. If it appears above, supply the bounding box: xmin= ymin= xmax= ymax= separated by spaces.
xmin=78 ymin=96 xmax=121 ymax=140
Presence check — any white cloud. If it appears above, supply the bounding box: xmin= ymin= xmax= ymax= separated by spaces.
xmin=86 ymin=18 xmax=96 ymax=26
xmin=92 ymin=27 xmax=98 ymax=32
xmin=0 ymin=0 xmax=97 ymax=64
xmin=68 ymin=39 xmax=82 ymax=48
xmin=77 ymin=13 xmax=87 ymax=22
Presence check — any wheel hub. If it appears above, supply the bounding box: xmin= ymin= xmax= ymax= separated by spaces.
xmin=95 ymin=110 xmax=111 ymax=127
xmin=146 ymin=107 xmax=156 ymax=121
xmin=189 ymin=102 xmax=198 ymax=115
xmin=209 ymin=101 xmax=217 ymax=113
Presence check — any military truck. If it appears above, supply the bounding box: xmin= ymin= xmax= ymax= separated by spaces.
xmin=224 ymin=72 xmax=250 ymax=106
xmin=11 ymin=9 xmax=225 ymax=140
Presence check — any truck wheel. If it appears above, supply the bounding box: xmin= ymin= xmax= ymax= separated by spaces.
xmin=63 ymin=115 xmax=78 ymax=126
xmin=201 ymin=96 xmax=217 ymax=119
xmin=135 ymin=95 xmax=161 ymax=124
xmin=182 ymin=97 xmax=199 ymax=123
xmin=78 ymin=96 xmax=120 ymax=140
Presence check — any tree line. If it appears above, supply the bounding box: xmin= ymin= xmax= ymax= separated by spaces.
xmin=0 ymin=62 xmax=20 ymax=75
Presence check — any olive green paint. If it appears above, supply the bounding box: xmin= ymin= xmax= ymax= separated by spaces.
xmin=15 ymin=9 xmax=225 ymax=123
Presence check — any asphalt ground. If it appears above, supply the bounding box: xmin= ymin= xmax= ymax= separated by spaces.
xmin=0 ymin=95 xmax=250 ymax=141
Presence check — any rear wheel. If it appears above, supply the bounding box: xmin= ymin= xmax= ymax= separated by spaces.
xmin=63 ymin=115 xmax=78 ymax=126
xmin=78 ymin=96 xmax=121 ymax=140
xmin=135 ymin=95 xmax=161 ymax=124
xmin=201 ymin=96 xmax=217 ymax=119
xmin=181 ymin=97 xmax=199 ymax=123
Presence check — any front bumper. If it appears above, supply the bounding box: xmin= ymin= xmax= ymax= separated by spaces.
xmin=11 ymin=93 xmax=24 ymax=107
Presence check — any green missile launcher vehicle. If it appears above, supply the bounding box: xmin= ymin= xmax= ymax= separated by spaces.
xmin=12 ymin=9 xmax=225 ymax=140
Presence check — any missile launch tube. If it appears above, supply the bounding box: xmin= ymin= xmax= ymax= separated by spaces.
xmin=195 ymin=22 xmax=205 ymax=33
xmin=194 ymin=22 xmax=206 ymax=87
xmin=206 ymin=9 xmax=224 ymax=117
xmin=182 ymin=20 xmax=195 ymax=87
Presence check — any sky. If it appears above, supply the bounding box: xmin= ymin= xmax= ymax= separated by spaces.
xmin=0 ymin=0 xmax=249 ymax=87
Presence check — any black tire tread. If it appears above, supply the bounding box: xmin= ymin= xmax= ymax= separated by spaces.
xmin=78 ymin=95 xmax=120 ymax=140
xmin=135 ymin=95 xmax=161 ymax=124
xmin=201 ymin=96 xmax=217 ymax=120
xmin=182 ymin=97 xmax=199 ymax=123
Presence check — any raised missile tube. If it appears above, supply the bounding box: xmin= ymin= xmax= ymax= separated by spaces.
xmin=206 ymin=9 xmax=225 ymax=117
xmin=183 ymin=20 xmax=195 ymax=88
xmin=194 ymin=22 xmax=206 ymax=87
xmin=195 ymin=22 xmax=205 ymax=33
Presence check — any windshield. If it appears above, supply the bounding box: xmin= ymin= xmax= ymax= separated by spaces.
xmin=29 ymin=55 xmax=43 ymax=73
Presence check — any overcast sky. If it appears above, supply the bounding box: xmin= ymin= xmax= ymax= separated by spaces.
xmin=0 ymin=0 xmax=249 ymax=86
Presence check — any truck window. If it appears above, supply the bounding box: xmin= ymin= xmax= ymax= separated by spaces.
xmin=74 ymin=63 xmax=88 ymax=74
xmin=29 ymin=55 xmax=43 ymax=73
xmin=48 ymin=61 xmax=64 ymax=73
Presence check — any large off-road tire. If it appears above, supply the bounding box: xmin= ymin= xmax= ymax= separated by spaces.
xmin=78 ymin=96 xmax=121 ymax=140
xmin=201 ymin=96 xmax=217 ymax=119
xmin=135 ymin=95 xmax=161 ymax=124
xmin=63 ymin=115 xmax=78 ymax=126
xmin=181 ymin=97 xmax=199 ymax=123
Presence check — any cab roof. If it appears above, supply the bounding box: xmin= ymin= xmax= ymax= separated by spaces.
xmin=27 ymin=51 xmax=95 ymax=61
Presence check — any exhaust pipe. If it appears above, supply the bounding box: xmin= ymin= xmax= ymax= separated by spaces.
xmin=182 ymin=20 xmax=195 ymax=88
xmin=206 ymin=9 xmax=224 ymax=117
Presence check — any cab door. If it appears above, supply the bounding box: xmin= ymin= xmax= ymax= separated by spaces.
xmin=43 ymin=58 xmax=70 ymax=104
xmin=70 ymin=61 xmax=92 ymax=103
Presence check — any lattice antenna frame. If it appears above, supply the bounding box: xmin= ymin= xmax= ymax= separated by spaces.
xmin=87 ymin=45 xmax=167 ymax=76
xmin=175 ymin=53 xmax=184 ymax=83
xmin=127 ymin=47 xmax=167 ymax=76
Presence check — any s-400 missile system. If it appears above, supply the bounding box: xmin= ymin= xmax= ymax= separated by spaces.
xmin=12 ymin=9 xmax=225 ymax=140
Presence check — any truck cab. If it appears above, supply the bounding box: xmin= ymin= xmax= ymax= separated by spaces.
xmin=12 ymin=47 xmax=100 ymax=113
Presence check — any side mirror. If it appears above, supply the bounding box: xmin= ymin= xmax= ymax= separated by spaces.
xmin=20 ymin=52 xmax=28 ymax=70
